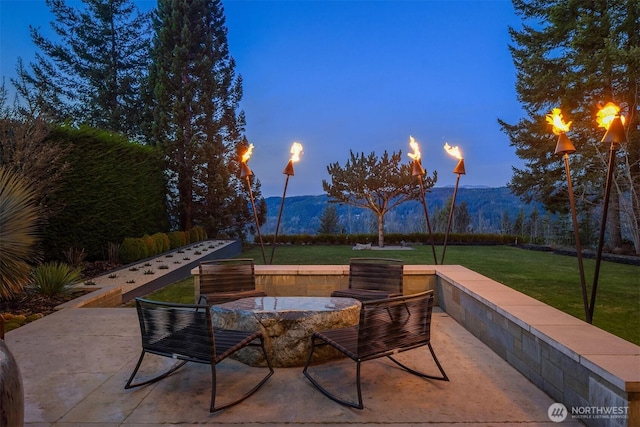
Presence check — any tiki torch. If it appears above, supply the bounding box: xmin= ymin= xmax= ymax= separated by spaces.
xmin=240 ymin=144 xmax=267 ymax=264
xmin=590 ymin=102 xmax=627 ymax=321
xmin=408 ymin=136 xmax=438 ymax=264
xmin=440 ymin=143 xmax=466 ymax=265
xmin=546 ymin=108 xmax=590 ymax=323
xmin=270 ymin=142 xmax=303 ymax=264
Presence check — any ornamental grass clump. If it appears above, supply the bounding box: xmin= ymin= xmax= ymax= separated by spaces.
xmin=29 ymin=262 xmax=82 ymax=296
xmin=0 ymin=167 xmax=40 ymax=300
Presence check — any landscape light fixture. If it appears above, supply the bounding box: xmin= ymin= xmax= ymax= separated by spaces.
xmin=590 ymin=102 xmax=627 ymax=321
xmin=547 ymin=108 xmax=590 ymax=323
xmin=240 ymin=144 xmax=267 ymax=264
xmin=440 ymin=143 xmax=466 ymax=265
xmin=408 ymin=136 xmax=438 ymax=264
xmin=270 ymin=142 xmax=303 ymax=264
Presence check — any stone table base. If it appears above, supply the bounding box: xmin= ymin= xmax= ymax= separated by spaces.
xmin=210 ymin=296 xmax=361 ymax=367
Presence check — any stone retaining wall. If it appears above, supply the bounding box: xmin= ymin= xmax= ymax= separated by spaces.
xmin=435 ymin=265 xmax=638 ymax=427
xmin=192 ymin=264 xmax=438 ymax=301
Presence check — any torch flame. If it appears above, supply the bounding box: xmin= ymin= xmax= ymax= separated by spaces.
xmin=597 ymin=102 xmax=625 ymax=129
xmin=408 ymin=135 xmax=421 ymax=161
xmin=546 ymin=108 xmax=572 ymax=135
xmin=290 ymin=142 xmax=303 ymax=162
xmin=444 ymin=143 xmax=463 ymax=160
xmin=241 ymin=143 xmax=254 ymax=163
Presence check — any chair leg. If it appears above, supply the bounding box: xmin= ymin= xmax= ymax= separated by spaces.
xmin=124 ymin=351 xmax=188 ymax=389
xmin=209 ymin=337 xmax=275 ymax=412
xmin=302 ymin=337 xmax=364 ymax=409
xmin=387 ymin=343 xmax=449 ymax=381
xmin=354 ymin=361 xmax=364 ymax=409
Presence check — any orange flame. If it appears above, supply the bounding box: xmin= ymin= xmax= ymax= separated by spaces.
xmin=241 ymin=143 xmax=254 ymax=163
xmin=597 ymin=102 xmax=625 ymax=129
xmin=408 ymin=135 xmax=421 ymax=161
xmin=546 ymin=108 xmax=572 ymax=135
xmin=444 ymin=143 xmax=463 ymax=160
xmin=290 ymin=142 xmax=303 ymax=162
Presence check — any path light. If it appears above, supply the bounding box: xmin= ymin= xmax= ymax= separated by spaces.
xmin=240 ymin=143 xmax=267 ymax=264
xmin=440 ymin=143 xmax=466 ymax=265
xmin=270 ymin=142 xmax=303 ymax=264
xmin=408 ymin=136 xmax=438 ymax=264
xmin=591 ymin=102 xmax=627 ymax=321
xmin=546 ymin=108 xmax=590 ymax=322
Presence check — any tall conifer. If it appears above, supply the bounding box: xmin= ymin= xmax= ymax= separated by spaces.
xmin=149 ymin=0 xmax=260 ymax=236
xmin=23 ymin=0 xmax=151 ymax=137
xmin=499 ymin=0 xmax=639 ymax=253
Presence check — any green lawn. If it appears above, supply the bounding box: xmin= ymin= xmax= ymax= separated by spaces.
xmin=146 ymin=244 xmax=640 ymax=345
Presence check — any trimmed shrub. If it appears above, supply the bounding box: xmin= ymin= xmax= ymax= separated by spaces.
xmin=142 ymin=234 xmax=157 ymax=257
xmin=189 ymin=228 xmax=199 ymax=244
xmin=152 ymin=232 xmax=170 ymax=253
xmin=168 ymin=231 xmax=183 ymax=249
xmin=120 ymin=237 xmax=148 ymax=264
xmin=264 ymin=232 xmax=528 ymax=246
xmin=195 ymin=225 xmax=207 ymax=241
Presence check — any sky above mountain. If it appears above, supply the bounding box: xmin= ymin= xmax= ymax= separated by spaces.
xmin=1 ymin=0 xmax=526 ymax=197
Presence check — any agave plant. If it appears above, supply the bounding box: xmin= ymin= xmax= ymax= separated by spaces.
xmin=29 ymin=262 xmax=81 ymax=296
xmin=0 ymin=167 xmax=40 ymax=299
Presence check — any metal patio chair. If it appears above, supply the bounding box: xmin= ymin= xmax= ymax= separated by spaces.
xmin=125 ymin=298 xmax=274 ymax=412
xmin=198 ymin=258 xmax=266 ymax=305
xmin=303 ymin=290 xmax=448 ymax=409
xmin=331 ymin=257 xmax=404 ymax=301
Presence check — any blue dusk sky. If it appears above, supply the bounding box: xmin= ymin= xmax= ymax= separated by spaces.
xmin=0 ymin=0 xmax=525 ymax=197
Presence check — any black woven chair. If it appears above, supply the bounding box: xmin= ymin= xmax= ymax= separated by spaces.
xmin=198 ymin=258 xmax=266 ymax=305
xmin=303 ymin=290 xmax=448 ymax=409
xmin=330 ymin=257 xmax=404 ymax=301
xmin=125 ymin=298 xmax=274 ymax=412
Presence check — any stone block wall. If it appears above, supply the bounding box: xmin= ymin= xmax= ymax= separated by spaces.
xmin=193 ymin=264 xmax=438 ymax=300
xmin=435 ymin=265 xmax=639 ymax=427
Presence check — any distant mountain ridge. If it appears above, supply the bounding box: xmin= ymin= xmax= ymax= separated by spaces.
xmin=260 ymin=186 xmax=545 ymax=235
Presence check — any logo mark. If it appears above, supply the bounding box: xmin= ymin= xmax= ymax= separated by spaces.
xmin=548 ymin=403 xmax=568 ymax=423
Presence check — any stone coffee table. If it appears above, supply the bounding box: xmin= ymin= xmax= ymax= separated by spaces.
xmin=210 ymin=296 xmax=361 ymax=367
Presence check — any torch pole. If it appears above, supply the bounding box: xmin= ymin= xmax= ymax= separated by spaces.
xmin=270 ymin=159 xmax=295 ymax=265
xmin=441 ymin=172 xmax=461 ymax=265
xmin=417 ymin=175 xmax=438 ymax=265
xmin=270 ymin=174 xmax=290 ymax=265
xmin=589 ymin=142 xmax=617 ymax=321
xmin=245 ymin=175 xmax=267 ymax=264
xmin=562 ymin=153 xmax=590 ymax=323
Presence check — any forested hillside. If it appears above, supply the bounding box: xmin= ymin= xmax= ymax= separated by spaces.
xmin=261 ymin=186 xmax=549 ymax=239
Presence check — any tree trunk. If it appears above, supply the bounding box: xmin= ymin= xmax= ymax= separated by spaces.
xmin=631 ymin=188 xmax=640 ymax=255
xmin=378 ymin=214 xmax=384 ymax=247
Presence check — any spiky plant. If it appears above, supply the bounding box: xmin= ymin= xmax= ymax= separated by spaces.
xmin=0 ymin=166 xmax=41 ymax=299
xmin=29 ymin=262 xmax=81 ymax=296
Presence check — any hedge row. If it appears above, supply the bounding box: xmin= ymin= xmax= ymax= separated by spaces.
xmin=262 ymin=232 xmax=527 ymax=246
xmin=42 ymin=126 xmax=170 ymax=261
xmin=119 ymin=226 xmax=207 ymax=264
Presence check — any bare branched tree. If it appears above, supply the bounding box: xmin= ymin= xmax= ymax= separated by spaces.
xmin=0 ymin=77 xmax=70 ymax=221
xmin=323 ymin=150 xmax=436 ymax=247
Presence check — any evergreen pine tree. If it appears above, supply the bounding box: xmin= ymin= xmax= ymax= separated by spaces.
xmin=453 ymin=201 xmax=471 ymax=234
xmin=22 ymin=0 xmax=151 ymax=137
xmin=149 ymin=0 xmax=259 ymax=236
xmin=318 ymin=205 xmax=342 ymax=234
xmin=499 ymin=0 xmax=639 ymax=253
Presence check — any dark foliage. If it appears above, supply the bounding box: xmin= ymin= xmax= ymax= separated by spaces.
xmin=41 ymin=126 xmax=170 ymax=261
